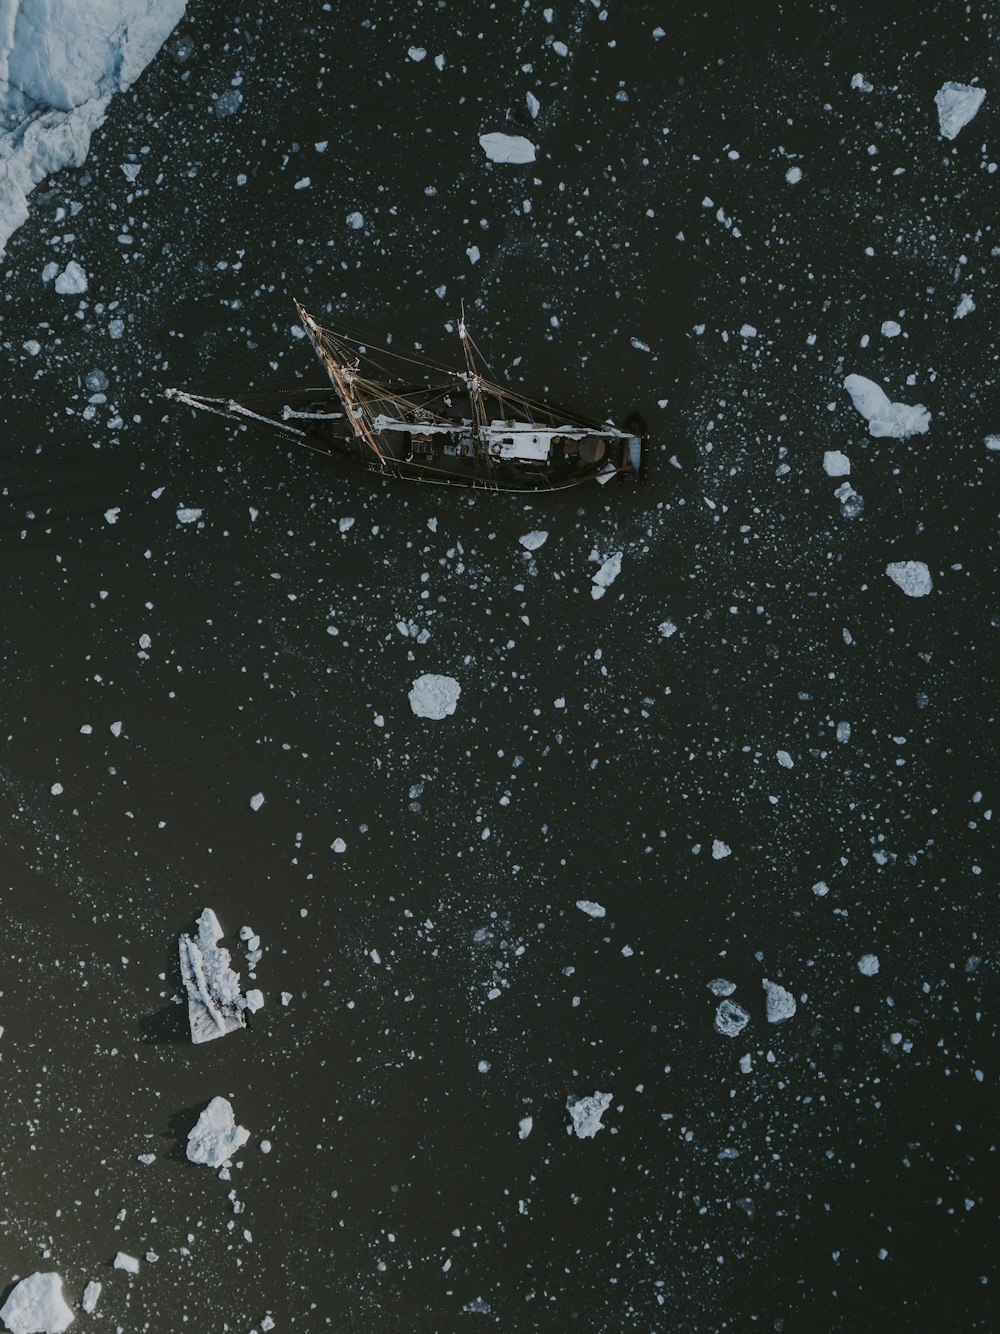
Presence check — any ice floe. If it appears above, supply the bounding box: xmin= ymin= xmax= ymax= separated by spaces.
xmin=53 ymin=261 xmax=88 ymax=295
xmin=857 ymin=953 xmax=880 ymax=976
xmin=81 ymin=1281 xmax=101 ymax=1314
xmin=0 ymin=1273 xmax=74 ymax=1334
xmin=708 ymin=978 xmax=736 ymax=996
xmin=714 ymin=999 xmax=750 ymax=1037
xmin=762 ymin=979 xmax=797 ymax=1023
xmin=934 ymin=81 xmax=986 ymax=140
xmin=885 ymin=561 xmax=932 ymax=598
xmin=518 ymin=530 xmax=549 ymax=551
xmin=186 ymin=1096 xmax=250 ymax=1168
xmin=113 ymin=1253 xmax=139 ymax=1274
xmin=843 ymin=374 xmax=931 ymax=438
xmin=479 ymin=132 xmax=536 ymax=164
xmin=567 ymin=1091 xmax=612 ymax=1138
xmin=711 ymin=839 xmax=731 ymax=860
xmin=954 ymin=294 xmax=975 ymax=319
xmin=178 ymin=908 xmax=253 ymax=1044
xmin=823 ymin=450 xmax=850 ymax=477
xmin=591 ymin=552 xmax=622 ymax=600
xmin=0 ymin=0 xmax=187 ymax=258
xmin=575 ymin=899 xmax=606 ymax=918
xmin=408 ymin=673 xmax=461 ymax=719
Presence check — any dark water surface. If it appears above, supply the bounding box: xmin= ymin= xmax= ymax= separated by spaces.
xmin=2 ymin=1 xmax=996 ymax=1330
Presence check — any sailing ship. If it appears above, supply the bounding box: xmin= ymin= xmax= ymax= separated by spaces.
xmin=165 ymin=302 xmax=648 ymax=493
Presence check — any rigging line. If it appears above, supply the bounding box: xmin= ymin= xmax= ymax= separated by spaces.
xmin=307 ymin=321 xmax=462 ymax=379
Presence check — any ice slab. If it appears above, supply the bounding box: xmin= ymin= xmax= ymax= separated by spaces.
xmin=886 ymin=560 xmax=932 ymax=597
xmin=567 ymin=1091 xmax=612 ymax=1138
xmin=408 ymin=673 xmax=460 ymax=719
xmin=178 ymin=908 xmax=250 ymax=1043
xmin=857 ymin=953 xmax=880 ymax=976
xmin=714 ymin=999 xmax=750 ymax=1036
xmin=0 ymin=1272 xmax=74 ymax=1334
xmin=518 ymin=530 xmax=549 ymax=551
xmin=763 ymin=979 xmax=797 ymax=1023
xmin=0 ymin=0 xmax=187 ymax=258
xmin=843 ymin=374 xmax=931 ymax=439
xmin=479 ymin=132 xmax=536 ymax=164
xmin=935 ymin=81 xmax=986 ymax=140
xmin=186 ymin=1095 xmax=250 ymax=1168
xmin=591 ymin=551 xmax=622 ymax=600
xmin=575 ymin=899 xmax=606 ymax=918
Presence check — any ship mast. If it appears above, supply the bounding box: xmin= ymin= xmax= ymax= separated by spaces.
xmin=294 ymin=301 xmax=385 ymax=465
xmin=458 ymin=301 xmax=488 ymax=437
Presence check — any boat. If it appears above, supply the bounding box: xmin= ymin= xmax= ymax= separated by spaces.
xmin=165 ymin=302 xmax=648 ymax=493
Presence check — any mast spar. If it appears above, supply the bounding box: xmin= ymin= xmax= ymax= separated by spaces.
xmin=294 ymin=300 xmax=386 ymax=465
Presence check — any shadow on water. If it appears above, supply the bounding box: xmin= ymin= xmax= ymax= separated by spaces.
xmin=138 ymin=929 xmax=190 ymax=1045
xmin=166 ymin=1102 xmax=211 ymax=1162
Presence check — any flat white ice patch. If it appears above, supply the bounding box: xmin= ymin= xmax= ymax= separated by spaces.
xmin=823 ymin=450 xmax=850 ymax=477
xmin=785 ymin=166 xmax=802 ymax=184
xmin=249 ymin=791 xmax=265 ymax=811
xmin=113 ymin=1253 xmax=139 ymax=1275
xmin=880 ymin=320 xmax=901 ymax=338
xmin=591 ymin=551 xmax=622 ymax=600
xmin=518 ymin=1116 xmax=533 ymax=1139
xmin=408 ymin=673 xmax=461 ymax=719
xmin=885 ymin=560 xmax=932 ymax=598
xmin=479 ymin=132 xmax=536 ymax=164
xmin=345 ymin=211 xmax=364 ymax=229
xmin=81 ymin=1281 xmax=102 ymax=1314
xmin=711 ymin=839 xmax=731 ymax=860
xmin=0 ymin=1273 xmax=75 ymax=1334
xmin=843 ymin=374 xmax=931 ymax=439
xmin=708 ymin=978 xmax=736 ymax=997
xmin=714 ymin=999 xmax=750 ymax=1037
xmin=518 ymin=530 xmax=549 ymax=551
xmin=575 ymin=899 xmax=606 ymax=918
xmin=176 ymin=506 xmax=203 ymax=524
xmin=935 ymin=81 xmax=986 ymax=140
xmin=857 ymin=953 xmax=880 ymax=976
xmin=567 ymin=1091 xmax=612 ymax=1139
xmin=0 ymin=0 xmax=186 ymax=258
xmin=954 ymin=294 xmax=975 ymax=319
xmin=54 ymin=261 xmax=88 ymax=295
xmin=763 ymin=979 xmax=796 ymax=1023
xmin=178 ymin=908 xmax=250 ymax=1043
xmin=186 ymin=1096 xmax=250 ymax=1168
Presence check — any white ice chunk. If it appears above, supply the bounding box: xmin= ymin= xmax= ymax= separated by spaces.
xmin=526 ymin=91 xmax=540 ymax=119
xmin=776 ymin=750 xmax=794 ymax=769
xmin=518 ymin=529 xmax=549 ymax=551
xmin=885 ymin=560 xmax=932 ymax=598
xmin=880 ymin=320 xmax=901 ymax=337
xmin=714 ymin=999 xmax=750 ymax=1037
xmin=345 ymin=211 xmax=364 ymax=229
xmin=763 ymin=979 xmax=797 ymax=1023
xmin=112 ymin=1253 xmax=139 ymax=1275
xmin=591 ymin=551 xmax=622 ymax=600
xmin=176 ymin=506 xmax=203 ymax=524
xmin=407 ymin=46 xmax=427 ymax=62
xmin=186 ymin=1096 xmax=250 ymax=1168
xmin=711 ymin=839 xmax=731 ymax=860
xmin=658 ymin=618 xmax=677 ymax=637
xmin=935 ymin=81 xmax=986 ymax=140
xmin=823 ymin=450 xmax=851 ymax=476
xmin=785 ymin=166 xmax=802 ymax=184
xmin=249 ymin=792 xmax=265 ymax=811
xmin=851 ymin=73 xmax=873 ymax=92
xmin=708 ymin=978 xmax=736 ymax=996
xmin=479 ymin=132 xmax=536 ymax=164
xmin=178 ymin=908 xmax=249 ymax=1044
xmin=567 ymin=1091 xmax=612 ymax=1138
xmin=954 ymin=294 xmax=975 ymax=319
xmin=857 ymin=953 xmax=880 ymax=976
xmin=81 ymin=1281 xmax=101 ymax=1315
xmin=53 ymin=261 xmax=87 ymax=295
xmin=518 ymin=1116 xmax=533 ymax=1139
xmin=575 ymin=899 xmax=606 ymax=918
xmin=0 ymin=1273 xmax=74 ymax=1334
xmin=408 ymin=673 xmax=461 ymax=719
xmin=843 ymin=374 xmax=931 ymax=438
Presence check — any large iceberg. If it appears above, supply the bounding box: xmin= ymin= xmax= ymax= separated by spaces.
xmin=0 ymin=0 xmax=187 ymax=259
xmin=179 ymin=907 xmax=254 ymax=1043
xmin=934 ymin=82 xmax=986 ymax=140
xmin=0 ymin=1272 xmax=74 ymax=1334
xmin=843 ymin=374 xmax=931 ymax=439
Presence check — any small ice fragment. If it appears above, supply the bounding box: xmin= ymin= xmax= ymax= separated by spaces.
xmin=526 ymin=91 xmax=540 ymax=118
xmin=346 ymin=211 xmax=364 ymax=229
xmin=178 ymin=908 xmax=250 ymax=1044
xmin=851 ymin=73 xmax=873 ymax=92
xmin=985 ymin=435 xmax=1000 ymax=452
xmin=186 ymin=1096 xmax=250 ymax=1168
xmin=739 ymin=1053 xmax=753 ymax=1073
xmin=885 ymin=561 xmax=932 ymax=598
xmin=881 ymin=320 xmax=901 ymax=337
xmin=776 ymin=750 xmax=794 ymax=769
xmin=479 ymin=132 xmax=537 ymax=164
xmin=331 ymin=837 xmax=347 ymax=853
xmin=739 ymin=324 xmax=758 ymax=337
xmin=113 ymin=1252 xmax=140 ymax=1274
xmin=518 ymin=1116 xmax=533 ymax=1139
xmin=81 ymin=1280 xmax=102 ymax=1314
xmin=836 ymin=721 xmax=851 ymax=743
xmin=177 ymin=507 xmax=203 ymax=524
xmin=408 ymin=673 xmax=461 ymax=719
xmin=658 ymin=618 xmax=677 ymax=637
xmin=712 ymin=840 xmax=731 ymax=860
xmin=260 ymin=1139 xmax=272 ymax=1153
xmin=519 ymin=530 xmax=549 ymax=551
xmin=954 ymin=294 xmax=975 ymax=319
xmin=104 ymin=507 xmax=120 ymax=524
xmin=466 ymin=244 xmax=480 ymax=265
xmin=0 ymin=1273 xmax=75 ymax=1333
xmin=244 ymin=989 xmax=264 ymax=1012
xmin=575 ymin=899 xmax=606 ymax=918
xmin=714 ymin=999 xmax=750 ymax=1037
xmin=823 ymin=450 xmax=851 ymax=477
xmin=762 ymin=979 xmax=797 ymax=1023
xmin=785 ymin=166 xmax=802 ymax=184
xmin=293 ymin=177 xmax=310 ymax=190
xmin=50 ymin=782 xmax=63 ymax=796
xmin=935 ymin=82 xmax=986 ymax=140
xmin=857 ymin=953 xmax=880 ymax=976
xmin=407 ymin=46 xmax=427 ymax=61
xmin=591 ymin=551 xmax=622 ymax=600
xmin=249 ymin=792 xmax=265 ymax=811
xmin=843 ymin=374 xmax=931 ymax=438
xmin=54 ymin=261 xmax=87 ymax=295
xmin=280 ymin=992 xmax=292 ymax=1006
xmin=567 ymin=1091 xmax=612 ymax=1139
xmin=812 ymin=880 xmax=830 ymax=897
xmin=708 ymin=978 xmax=736 ymax=996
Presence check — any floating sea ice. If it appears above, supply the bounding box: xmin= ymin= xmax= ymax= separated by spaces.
xmin=249 ymin=792 xmax=265 ymax=811
xmin=776 ymin=750 xmax=794 ymax=768
xmin=658 ymin=618 xmax=677 ymax=637
xmin=176 ymin=507 xmax=203 ymax=523
xmin=985 ymin=436 xmax=1000 ymax=452
xmin=526 ymin=91 xmax=540 ymax=119
xmin=567 ymin=1091 xmax=612 ymax=1139
xmin=785 ymin=166 xmax=802 ymax=184
xmin=885 ymin=561 xmax=932 ymax=598
xmin=711 ymin=839 xmax=731 ymax=860
xmin=857 ymin=953 xmax=880 ymax=976
xmin=407 ymin=46 xmax=427 ymax=61
xmin=518 ymin=1116 xmax=533 ymax=1139
xmin=576 ymin=899 xmax=606 ymax=918
xmin=881 ymin=320 xmax=901 ymax=337
xmin=843 ymin=374 xmax=931 ymax=439
xmin=186 ymin=1096 xmax=250 ymax=1168
xmin=113 ymin=1253 xmax=139 ymax=1275
xmin=763 ymin=979 xmax=797 ymax=1023
xmin=714 ymin=999 xmax=750 ymax=1037
xmin=104 ymin=507 xmax=120 ymax=524
xmin=518 ymin=530 xmax=549 ymax=551
xmin=851 ymin=73 xmax=873 ymax=92
xmin=0 ymin=1273 xmax=75 ymax=1334
xmin=479 ymin=132 xmax=537 ymax=164
xmin=54 ymin=261 xmax=88 ymax=295
xmin=408 ymin=673 xmax=461 ymax=719
xmin=954 ymin=294 xmax=975 ymax=319
xmin=591 ymin=551 xmax=622 ymax=600
xmin=935 ymin=82 xmax=986 ymax=140
xmin=81 ymin=1281 xmax=102 ymax=1314
xmin=345 ymin=211 xmax=364 ymax=229
xmin=823 ymin=450 xmax=850 ymax=477
xmin=178 ymin=908 xmax=251 ymax=1043
xmin=708 ymin=978 xmax=736 ymax=996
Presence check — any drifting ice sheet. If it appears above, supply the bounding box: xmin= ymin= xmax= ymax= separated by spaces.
xmin=0 ymin=1272 xmax=74 ymax=1334
xmin=886 ymin=561 xmax=932 ymax=597
xmin=408 ymin=673 xmax=461 ymax=719
xmin=843 ymin=374 xmax=931 ymax=438
xmin=187 ymin=1095 xmax=250 ymax=1167
xmin=179 ymin=907 xmax=249 ymax=1043
xmin=0 ymin=0 xmax=187 ymax=258
xmin=567 ymin=1091 xmax=612 ymax=1138
xmin=934 ymin=82 xmax=986 ymax=140
xmin=763 ymin=979 xmax=797 ymax=1023
xmin=591 ymin=552 xmax=622 ymax=600
xmin=478 ymin=131 xmax=536 ymax=164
